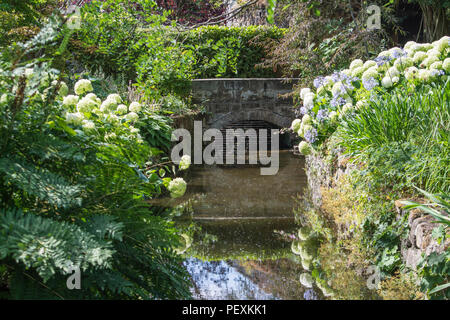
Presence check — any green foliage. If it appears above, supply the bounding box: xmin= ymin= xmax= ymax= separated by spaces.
xmin=262 ymin=0 xmax=395 ymax=82
xmin=0 ymin=17 xmax=191 ymax=299
xmin=181 ymin=25 xmax=286 ymax=78
xmin=338 ymin=80 xmax=450 ymax=193
xmin=72 ymin=1 xmax=285 ymax=81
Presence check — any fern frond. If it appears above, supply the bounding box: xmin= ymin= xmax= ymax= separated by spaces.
xmin=0 ymin=208 xmax=117 ymax=282
xmin=0 ymin=157 xmax=83 ymax=209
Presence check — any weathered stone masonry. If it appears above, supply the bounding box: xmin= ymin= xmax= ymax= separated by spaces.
xmin=191 ymin=78 xmax=299 ymax=129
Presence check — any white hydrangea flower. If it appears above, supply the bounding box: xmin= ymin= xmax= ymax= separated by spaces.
xmin=381 ymin=76 xmax=393 ymax=88
xmin=426 ymin=49 xmax=441 ymax=58
xmin=303 ymin=93 xmax=315 ymax=108
xmin=168 ymin=178 xmax=187 ymax=198
xmin=389 ymin=47 xmax=403 ymax=56
xmin=377 ymin=50 xmax=390 ymax=58
xmin=24 ymin=68 xmax=34 ymax=80
xmin=323 ymin=76 xmax=334 ymax=87
xmin=300 ymin=88 xmax=312 ymax=100
xmin=386 ymin=66 xmax=400 ymax=78
xmin=179 ymin=155 xmax=191 ymax=171
xmin=65 ymin=112 xmax=84 ymax=125
xmin=129 ymin=101 xmax=142 ymax=113
xmin=392 ymin=76 xmax=400 ymax=84
xmin=412 ymin=51 xmax=427 ymax=64
xmin=405 ymin=67 xmax=419 ymax=80
xmin=298 ymin=141 xmax=312 ymax=155
xmin=106 ymin=114 xmax=120 ymax=124
xmin=130 ymin=127 xmax=140 ymax=134
xmin=420 ymin=56 xmax=439 ymax=68
xmin=0 ymin=94 xmax=8 ymax=104
xmin=430 ymin=61 xmax=443 ymax=70
xmin=363 ymin=60 xmax=377 ymax=70
xmin=76 ymin=96 xmax=97 ymax=113
xmin=299 ymin=124 xmax=312 ymax=138
xmin=299 ymin=273 xmax=314 ymax=288
xmin=116 ymin=104 xmax=128 ymax=115
xmin=362 ymin=67 xmax=379 ymax=80
xmin=52 ymin=80 xmax=69 ymax=97
xmin=82 ymin=120 xmax=95 ymax=133
xmin=331 ymin=81 xmax=345 ymax=96
xmin=74 ymin=79 xmax=93 ymax=96
xmin=404 ymin=41 xmax=416 ymax=50
xmin=302 ymin=114 xmax=312 ymax=125
xmin=394 ymin=57 xmax=413 ymax=71
xmin=85 ymin=93 xmax=97 ymax=101
xmin=418 ymin=69 xmax=431 ymax=82
xmin=410 ymin=43 xmax=427 ymax=53
xmin=107 ymin=94 xmax=122 ymax=104
xmin=291 ymin=119 xmax=302 ymax=132
xmin=351 ymin=66 xmax=364 ymax=78
xmin=434 ymin=36 xmax=449 ymax=52
xmin=443 ymin=58 xmax=450 ymax=73
xmin=341 ymin=69 xmax=352 ymax=77
xmin=125 ymin=112 xmax=139 ymax=122
xmin=100 ymin=98 xmax=117 ymax=113
xmin=349 ymin=59 xmax=364 ymax=70
xmin=63 ymin=95 xmax=79 ymax=107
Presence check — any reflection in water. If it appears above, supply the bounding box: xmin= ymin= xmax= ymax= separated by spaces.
xmin=177 ymin=151 xmax=320 ymax=300
xmin=185 ymin=150 xmax=307 ymax=218
xmin=184 ymin=259 xmax=276 ymax=300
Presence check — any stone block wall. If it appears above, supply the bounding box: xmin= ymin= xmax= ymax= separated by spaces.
xmin=191 ymin=78 xmax=299 ymax=129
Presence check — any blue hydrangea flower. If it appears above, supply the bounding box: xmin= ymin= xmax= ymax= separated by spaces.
xmin=363 ymin=77 xmax=378 ymax=91
xmin=300 ymin=106 xmax=308 ymax=115
xmin=431 ymin=69 xmax=445 ymax=77
xmin=331 ymin=72 xmax=341 ymax=82
xmin=316 ymin=109 xmax=329 ymax=122
xmin=392 ymin=49 xmax=407 ymax=59
xmin=313 ymin=76 xmax=325 ymax=88
xmin=304 ymin=128 xmax=318 ymax=144
xmin=331 ymin=96 xmax=347 ymax=107
xmin=374 ymin=55 xmax=393 ymax=66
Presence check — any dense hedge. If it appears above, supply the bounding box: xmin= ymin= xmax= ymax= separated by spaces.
xmin=71 ymin=25 xmax=286 ymax=84
xmin=180 ymin=26 xmax=287 ymax=78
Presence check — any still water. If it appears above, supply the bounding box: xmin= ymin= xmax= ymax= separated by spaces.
xmin=174 ymin=151 xmax=321 ymax=300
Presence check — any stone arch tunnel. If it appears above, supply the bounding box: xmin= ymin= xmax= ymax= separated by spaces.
xmin=191 ymin=78 xmax=299 ymax=149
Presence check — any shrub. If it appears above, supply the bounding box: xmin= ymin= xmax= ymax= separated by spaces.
xmin=0 ymin=17 xmax=191 ymax=299
xmin=180 ymin=25 xmax=287 ymax=78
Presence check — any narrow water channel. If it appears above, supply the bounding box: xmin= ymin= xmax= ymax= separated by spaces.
xmin=175 ymin=151 xmax=321 ymax=300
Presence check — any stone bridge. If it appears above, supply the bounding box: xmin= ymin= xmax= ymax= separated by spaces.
xmin=191 ymin=78 xmax=299 ymax=130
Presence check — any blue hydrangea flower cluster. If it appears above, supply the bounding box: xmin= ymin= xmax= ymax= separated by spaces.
xmin=316 ymin=109 xmax=329 ymax=122
xmin=304 ymin=128 xmax=318 ymax=144
xmin=374 ymin=55 xmax=393 ymax=66
xmin=363 ymin=77 xmax=378 ymax=91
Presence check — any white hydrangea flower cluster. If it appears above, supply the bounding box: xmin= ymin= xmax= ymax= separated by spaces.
xmin=60 ymin=79 xmax=145 ymax=142
xmin=168 ymin=178 xmax=187 ymax=198
xmin=178 ymin=155 xmax=191 ymax=171
xmin=292 ymin=35 xmax=450 ymax=154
